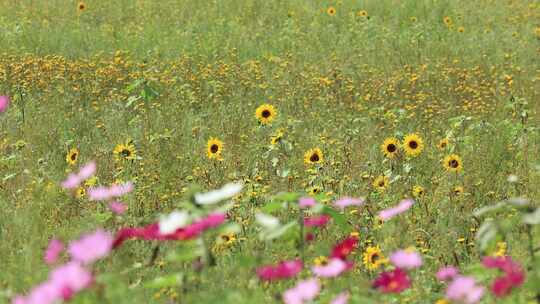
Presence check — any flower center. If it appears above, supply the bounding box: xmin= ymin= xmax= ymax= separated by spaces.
xmin=386 ymin=144 xmax=397 ymax=153
xmin=449 ymin=159 xmax=459 ymax=168
xmin=310 ymin=153 xmax=320 ymax=162
xmin=408 ymin=141 xmax=418 ymax=149
xmin=210 ymin=144 xmax=219 ymax=153
xmin=261 ymin=110 xmax=271 ymax=118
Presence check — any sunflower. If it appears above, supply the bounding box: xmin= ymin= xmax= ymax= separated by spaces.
xmin=271 ymin=130 xmax=284 ymax=145
xmin=493 ymin=241 xmax=507 ymax=257
xmin=255 ymin=104 xmax=277 ymax=125
xmin=313 ymin=256 xmax=328 ymax=266
xmin=443 ymin=16 xmax=452 ymax=26
xmin=372 ymin=175 xmax=389 ymax=192
xmin=410 ymin=16 xmax=417 ymax=23
xmin=380 ymin=137 xmax=400 ymax=159
xmin=304 ymin=148 xmax=323 ymax=165
xmin=113 ymin=142 xmax=137 ymax=161
xmin=219 ymin=233 xmax=237 ymax=246
xmin=327 ymin=6 xmax=336 ymax=16
xmin=412 ymin=185 xmax=425 ymax=198
xmin=443 ymin=154 xmax=462 ymax=173
xmin=308 ymin=186 xmax=322 ymax=196
xmin=78 ymin=2 xmax=86 ymax=11
xmin=453 ymin=186 xmax=464 ymax=195
xmin=357 ymin=10 xmax=368 ymax=17
xmin=84 ymin=176 xmax=98 ymax=187
xmin=437 ymin=138 xmax=449 ymax=150
xmin=402 ymin=133 xmax=424 ymax=157
xmin=457 ymin=26 xmax=465 ymax=33
xmin=66 ymin=148 xmax=79 ymax=165
xmin=75 ymin=187 xmax=86 ymax=199
xmin=362 ymin=246 xmax=387 ymax=271
xmin=206 ymin=138 xmax=224 ymax=160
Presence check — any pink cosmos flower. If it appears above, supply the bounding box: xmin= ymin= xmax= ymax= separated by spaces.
xmin=256 ymin=259 xmax=303 ymax=281
xmin=389 ymin=249 xmax=422 ymax=269
xmin=303 ymin=215 xmax=330 ymax=227
xmin=330 ymin=236 xmax=358 ymax=260
xmin=372 ymin=268 xmax=411 ymax=294
xmin=113 ymin=213 xmax=226 ymax=248
xmin=312 ymin=258 xmax=348 ymax=278
xmin=482 ymin=256 xmax=525 ymax=297
xmin=330 ymin=292 xmax=350 ymax=304
xmin=12 ymin=262 xmax=92 ymax=304
xmin=44 ymin=239 xmax=64 ymax=265
xmin=298 ymin=197 xmax=316 ymax=208
xmin=49 ymin=262 xmax=93 ymax=300
xmin=61 ymin=161 xmax=96 ymax=190
xmin=378 ymin=199 xmax=414 ymax=221
xmin=68 ymin=229 xmax=113 ymax=264
xmin=108 ymin=201 xmax=127 ymax=215
xmin=436 ymin=266 xmax=459 ymax=281
xmin=283 ymin=278 xmax=320 ymax=304
xmin=334 ymin=197 xmax=364 ymax=210
xmin=0 ymin=95 xmax=9 ymax=113
xmin=88 ymin=182 xmax=133 ymax=201
xmin=446 ymin=276 xmax=485 ymax=304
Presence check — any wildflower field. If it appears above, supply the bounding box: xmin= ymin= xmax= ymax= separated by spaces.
xmin=1 ymin=1 xmax=539 ymax=303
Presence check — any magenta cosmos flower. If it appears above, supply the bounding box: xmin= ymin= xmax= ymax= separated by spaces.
xmin=482 ymin=256 xmax=525 ymax=298
xmin=312 ymin=258 xmax=349 ymax=278
xmin=0 ymin=95 xmax=9 ymax=113
xmin=334 ymin=197 xmax=364 ymax=210
xmin=378 ymin=199 xmax=414 ymax=221
xmin=303 ymin=215 xmax=330 ymax=227
xmin=256 ymin=259 xmax=303 ymax=281
xmin=68 ymin=229 xmax=113 ymax=264
xmin=389 ymin=249 xmax=423 ymax=269
xmin=283 ymin=278 xmax=320 ymax=304
xmin=372 ymin=268 xmax=411 ymax=294
xmin=113 ymin=213 xmax=226 ymax=248
xmin=446 ymin=276 xmax=485 ymax=304
xmin=44 ymin=239 xmax=64 ymax=265
xmin=331 ymin=236 xmax=358 ymax=260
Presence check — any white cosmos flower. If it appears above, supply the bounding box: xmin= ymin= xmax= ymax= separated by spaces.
xmin=255 ymin=213 xmax=280 ymax=230
xmin=194 ymin=182 xmax=243 ymax=205
xmin=159 ymin=211 xmax=190 ymax=235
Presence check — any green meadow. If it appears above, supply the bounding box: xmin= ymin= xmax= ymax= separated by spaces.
xmin=0 ymin=1 xmax=539 ymax=303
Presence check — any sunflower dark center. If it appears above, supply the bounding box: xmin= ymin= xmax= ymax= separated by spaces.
xmin=261 ymin=110 xmax=271 ymax=118
xmin=387 ymin=144 xmax=397 ymax=153
xmin=378 ymin=181 xmax=385 ymax=187
xmin=121 ymin=149 xmax=131 ymax=157
xmin=449 ymin=159 xmax=459 ymax=168
xmin=370 ymin=253 xmax=379 ymax=263
xmin=440 ymin=142 xmax=447 ymax=148
xmin=210 ymin=144 xmax=219 ymax=153
xmin=70 ymin=153 xmax=77 ymax=161
xmin=79 ymin=4 xmax=85 ymax=9
xmin=408 ymin=141 xmax=418 ymax=149
xmin=310 ymin=153 xmax=320 ymax=162
xmin=221 ymin=235 xmax=230 ymax=242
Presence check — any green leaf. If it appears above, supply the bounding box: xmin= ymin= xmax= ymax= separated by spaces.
xmin=262 ymin=201 xmax=285 ymax=213
xmin=322 ymin=206 xmax=348 ymax=230
xmin=272 ymin=192 xmax=300 ymax=202
xmin=476 ymin=220 xmax=497 ymax=251
xmin=144 ymin=274 xmax=183 ymax=289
